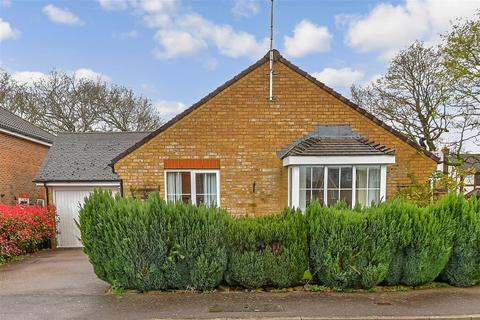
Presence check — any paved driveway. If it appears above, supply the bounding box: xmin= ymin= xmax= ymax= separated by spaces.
xmin=1 ymin=249 xmax=480 ymax=320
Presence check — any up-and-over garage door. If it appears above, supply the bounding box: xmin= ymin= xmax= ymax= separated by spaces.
xmin=53 ymin=186 xmax=119 ymax=248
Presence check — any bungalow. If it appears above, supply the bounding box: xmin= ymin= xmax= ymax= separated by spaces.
xmin=35 ymin=50 xmax=440 ymax=247
xmin=112 ymin=50 xmax=439 ymax=215
xmin=0 ymin=107 xmax=54 ymax=205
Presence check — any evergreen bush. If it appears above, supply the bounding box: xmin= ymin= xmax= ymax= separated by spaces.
xmin=79 ymin=190 xmax=230 ymax=291
xmin=224 ymin=209 xmax=308 ymax=288
xmin=307 ymin=202 xmax=394 ymax=289
xmin=441 ymin=196 xmax=480 ymax=286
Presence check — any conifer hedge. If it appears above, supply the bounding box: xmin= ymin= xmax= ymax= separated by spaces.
xmin=79 ymin=190 xmax=480 ymax=291
xmin=79 ymin=190 xmax=231 ymax=291
xmin=306 ymin=202 xmax=394 ymax=289
xmin=224 ymin=209 xmax=308 ymax=288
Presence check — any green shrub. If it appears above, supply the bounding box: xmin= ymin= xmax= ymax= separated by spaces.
xmin=307 ymin=202 xmax=394 ymax=289
xmin=224 ymin=209 xmax=308 ymax=288
xmin=441 ymin=196 xmax=480 ymax=286
xmin=79 ymin=190 xmax=230 ymax=291
xmin=385 ymin=194 xmax=458 ymax=286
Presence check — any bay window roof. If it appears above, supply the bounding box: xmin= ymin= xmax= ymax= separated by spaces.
xmin=278 ymin=125 xmax=395 ymax=159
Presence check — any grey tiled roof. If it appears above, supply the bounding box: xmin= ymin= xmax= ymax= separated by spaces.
xmin=35 ymin=132 xmax=150 ymax=182
xmin=278 ymin=125 xmax=395 ymax=158
xmin=0 ymin=107 xmax=54 ymax=144
xmin=451 ymin=154 xmax=480 ymax=171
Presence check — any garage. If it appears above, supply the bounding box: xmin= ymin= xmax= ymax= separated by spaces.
xmin=52 ymin=185 xmax=120 ymax=247
xmin=34 ymin=132 xmax=149 ymax=247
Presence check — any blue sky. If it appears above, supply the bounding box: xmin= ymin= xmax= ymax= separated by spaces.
xmin=1 ymin=0 xmax=479 ymax=121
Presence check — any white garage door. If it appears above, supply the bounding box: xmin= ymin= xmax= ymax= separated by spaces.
xmin=54 ymin=187 xmax=118 ymax=248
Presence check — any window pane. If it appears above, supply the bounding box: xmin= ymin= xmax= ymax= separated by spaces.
xmin=369 ymin=167 xmax=380 ymax=189
xmin=356 ymin=167 xmax=368 ymax=189
xmin=305 ymin=190 xmax=312 ymax=208
xmin=312 ymin=167 xmax=324 ymax=189
xmin=195 ymin=173 xmax=217 ymax=206
xmin=327 ymin=190 xmax=339 ymax=206
xmin=340 ymin=190 xmax=352 ymax=207
xmin=166 ymin=172 xmax=191 ymax=203
xmin=356 ymin=190 xmax=367 ymax=207
xmin=299 ymin=189 xmax=307 ymax=211
xmin=328 ymin=168 xmax=339 ymax=188
xmin=368 ymin=189 xmax=380 ymax=206
xmin=300 ymin=167 xmax=308 ymax=189
xmin=340 ymin=167 xmax=353 ymax=189
xmin=312 ymin=189 xmax=324 ymax=205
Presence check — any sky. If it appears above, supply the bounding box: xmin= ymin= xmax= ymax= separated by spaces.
xmin=1 ymin=0 xmax=479 ymax=123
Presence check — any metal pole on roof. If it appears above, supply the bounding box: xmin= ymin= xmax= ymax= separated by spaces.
xmin=269 ymin=0 xmax=274 ymax=101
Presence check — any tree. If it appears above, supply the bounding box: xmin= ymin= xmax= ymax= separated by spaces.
xmin=351 ymin=42 xmax=452 ymax=152
xmin=442 ymin=11 xmax=480 ymax=150
xmin=0 ymin=69 xmax=162 ymax=133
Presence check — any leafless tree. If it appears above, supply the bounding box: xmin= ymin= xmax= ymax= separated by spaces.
xmin=0 ymin=69 xmax=162 ymax=133
xmin=351 ymin=41 xmax=453 ymax=152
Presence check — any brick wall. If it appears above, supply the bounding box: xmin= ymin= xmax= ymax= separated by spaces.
xmin=114 ymin=59 xmax=438 ymax=216
xmin=0 ymin=132 xmax=49 ymax=205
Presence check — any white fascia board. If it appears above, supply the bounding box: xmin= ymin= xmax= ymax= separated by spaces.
xmin=0 ymin=128 xmax=52 ymax=147
xmin=44 ymin=182 xmax=120 ymax=187
xmin=283 ymin=155 xmax=396 ymax=166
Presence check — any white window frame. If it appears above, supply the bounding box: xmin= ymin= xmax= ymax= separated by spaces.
xmin=164 ymin=169 xmax=221 ymax=207
xmin=289 ymin=164 xmax=388 ymax=210
xmin=354 ymin=165 xmax=382 ymax=207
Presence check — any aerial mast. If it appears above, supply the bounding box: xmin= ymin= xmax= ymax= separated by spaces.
xmin=269 ymin=0 xmax=274 ymax=101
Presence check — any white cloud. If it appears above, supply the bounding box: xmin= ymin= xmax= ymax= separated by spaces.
xmin=284 ymin=20 xmax=332 ymax=57
xmin=312 ymin=67 xmax=364 ymax=88
xmin=97 ymin=0 xmax=129 ymax=11
xmin=74 ymin=68 xmax=111 ymax=82
xmin=154 ymin=29 xmax=207 ymax=59
xmin=116 ymin=29 xmax=140 ymax=39
xmin=0 ymin=18 xmax=19 ymax=42
xmin=232 ymin=0 xmax=260 ymax=18
xmin=11 ymin=68 xmax=110 ymax=85
xmin=155 ymin=100 xmax=187 ymax=120
xmin=97 ymin=0 xmax=268 ymax=60
xmin=1 ymin=0 xmax=11 ymax=8
xmin=340 ymin=0 xmax=480 ymax=59
xmin=42 ymin=4 xmax=85 ymax=26
xmin=12 ymin=71 xmax=48 ymax=85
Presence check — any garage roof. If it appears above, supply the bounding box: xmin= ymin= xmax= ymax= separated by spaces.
xmin=35 ymin=132 xmax=150 ymax=182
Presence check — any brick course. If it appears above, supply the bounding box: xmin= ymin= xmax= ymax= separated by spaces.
xmin=0 ymin=132 xmax=49 ymax=205
xmin=114 ymin=58 xmax=438 ymax=216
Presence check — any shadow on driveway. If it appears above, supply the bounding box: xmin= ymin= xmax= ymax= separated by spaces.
xmin=1 ymin=249 xmax=480 ymax=320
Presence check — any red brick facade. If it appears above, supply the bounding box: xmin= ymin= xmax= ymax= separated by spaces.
xmin=114 ymin=53 xmax=438 ymax=216
xmin=0 ymin=132 xmax=49 ymax=205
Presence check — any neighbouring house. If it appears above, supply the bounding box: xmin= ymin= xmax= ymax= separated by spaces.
xmin=111 ymin=50 xmax=439 ymax=215
xmin=0 ymin=107 xmax=54 ymax=205
xmin=441 ymin=149 xmax=480 ymax=198
xmin=34 ymin=132 xmax=150 ymax=247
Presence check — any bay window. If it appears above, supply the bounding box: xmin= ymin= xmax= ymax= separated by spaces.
xmin=165 ymin=170 xmax=220 ymax=206
xmin=289 ymin=164 xmax=388 ymax=209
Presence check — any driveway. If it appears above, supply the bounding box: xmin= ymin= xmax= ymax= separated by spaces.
xmin=1 ymin=249 xmax=480 ymax=320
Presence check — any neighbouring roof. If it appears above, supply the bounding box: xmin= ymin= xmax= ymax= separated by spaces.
xmin=35 ymin=132 xmax=150 ymax=182
xmin=277 ymin=125 xmax=395 ymax=158
xmin=0 ymin=107 xmax=54 ymax=144
xmin=111 ymin=49 xmax=440 ymax=165
xmin=457 ymin=154 xmax=480 ymax=171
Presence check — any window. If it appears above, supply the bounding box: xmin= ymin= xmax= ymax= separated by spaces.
xmin=356 ymin=166 xmax=381 ymax=207
xmin=299 ymin=166 xmax=324 ymax=210
xmin=327 ymin=167 xmax=353 ymax=207
xmin=165 ymin=170 xmax=219 ymax=206
xmin=291 ymin=165 xmax=387 ymax=210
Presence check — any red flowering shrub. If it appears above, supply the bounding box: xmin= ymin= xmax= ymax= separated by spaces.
xmin=0 ymin=204 xmax=56 ymax=263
